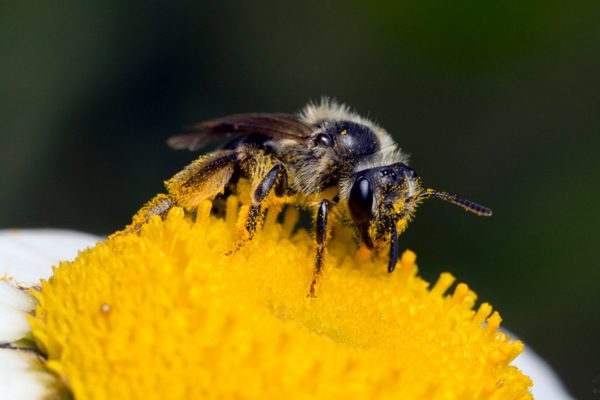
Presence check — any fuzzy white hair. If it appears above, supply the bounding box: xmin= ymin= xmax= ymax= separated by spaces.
xmin=297 ymin=98 xmax=412 ymax=207
xmin=299 ymin=97 xmax=409 ymax=172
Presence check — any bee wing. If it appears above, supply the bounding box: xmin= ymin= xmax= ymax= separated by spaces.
xmin=167 ymin=113 xmax=314 ymax=151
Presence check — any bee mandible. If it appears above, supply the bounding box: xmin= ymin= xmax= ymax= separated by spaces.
xmin=124 ymin=99 xmax=492 ymax=296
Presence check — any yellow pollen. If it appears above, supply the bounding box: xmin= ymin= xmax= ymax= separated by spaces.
xmin=28 ymin=198 xmax=532 ymax=399
xmin=340 ymin=130 xmax=348 ymax=135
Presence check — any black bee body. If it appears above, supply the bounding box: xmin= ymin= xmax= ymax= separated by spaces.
xmin=127 ymin=99 xmax=492 ymax=296
xmin=268 ymin=120 xmax=383 ymax=195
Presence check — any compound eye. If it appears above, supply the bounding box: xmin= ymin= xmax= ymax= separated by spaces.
xmin=315 ymin=133 xmax=333 ymax=147
xmin=348 ymin=177 xmax=373 ymax=224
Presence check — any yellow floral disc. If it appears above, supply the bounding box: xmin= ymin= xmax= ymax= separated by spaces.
xmin=29 ymin=198 xmax=532 ymax=399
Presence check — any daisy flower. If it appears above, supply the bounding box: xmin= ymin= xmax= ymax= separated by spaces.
xmin=0 ymin=199 xmax=571 ymax=399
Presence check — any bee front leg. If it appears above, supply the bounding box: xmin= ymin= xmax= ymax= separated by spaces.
xmin=308 ymin=199 xmax=330 ymax=297
xmin=229 ymin=164 xmax=287 ymax=253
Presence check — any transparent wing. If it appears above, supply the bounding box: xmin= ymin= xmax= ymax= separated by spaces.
xmin=167 ymin=113 xmax=314 ymax=151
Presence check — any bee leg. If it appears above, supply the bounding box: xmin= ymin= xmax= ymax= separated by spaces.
xmin=243 ymin=204 xmax=264 ymax=242
xmin=308 ymin=199 xmax=330 ymax=297
xmin=274 ymin=165 xmax=288 ymax=197
xmin=228 ymin=164 xmax=287 ymax=253
xmin=388 ymin=223 xmax=399 ymax=273
xmin=253 ymin=164 xmax=286 ymax=204
xmin=112 ymin=194 xmax=174 ymax=237
xmin=246 ymin=163 xmax=287 ymax=236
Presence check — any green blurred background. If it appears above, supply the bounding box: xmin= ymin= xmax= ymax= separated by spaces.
xmin=1 ymin=1 xmax=598 ymax=397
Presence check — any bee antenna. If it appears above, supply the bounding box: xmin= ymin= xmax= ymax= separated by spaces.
xmin=420 ymin=189 xmax=492 ymax=217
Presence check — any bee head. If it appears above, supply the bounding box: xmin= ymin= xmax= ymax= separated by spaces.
xmin=348 ymin=162 xmax=492 ymax=272
xmin=348 ymin=162 xmax=421 ymax=249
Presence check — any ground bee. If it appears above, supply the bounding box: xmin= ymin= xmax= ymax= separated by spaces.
xmin=124 ymin=99 xmax=492 ymax=295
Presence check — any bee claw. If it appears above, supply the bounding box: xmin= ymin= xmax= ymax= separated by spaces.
xmin=224 ymin=239 xmax=248 ymax=256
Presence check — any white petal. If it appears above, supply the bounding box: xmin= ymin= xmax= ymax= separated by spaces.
xmin=0 ymin=282 xmax=36 ymax=312
xmin=0 ymin=229 xmax=101 ymax=286
xmin=0 ymin=348 xmax=57 ymax=400
xmin=0 ymin=302 xmax=31 ymax=343
xmin=512 ymin=339 xmax=573 ymax=399
xmin=0 ymin=282 xmax=37 ymax=343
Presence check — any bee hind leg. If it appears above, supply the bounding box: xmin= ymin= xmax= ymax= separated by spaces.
xmin=308 ymin=199 xmax=330 ymax=297
xmin=112 ymin=194 xmax=174 ymax=237
xmin=227 ymin=164 xmax=287 ymax=253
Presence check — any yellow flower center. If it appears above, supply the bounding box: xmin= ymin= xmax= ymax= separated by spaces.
xmin=28 ymin=197 xmax=532 ymax=399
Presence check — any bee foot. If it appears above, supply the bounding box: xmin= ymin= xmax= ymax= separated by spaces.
xmin=224 ymin=239 xmax=247 ymax=256
xmin=307 ymin=277 xmax=319 ymax=298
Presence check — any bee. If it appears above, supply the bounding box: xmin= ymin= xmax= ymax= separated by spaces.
xmin=125 ymin=99 xmax=492 ymax=296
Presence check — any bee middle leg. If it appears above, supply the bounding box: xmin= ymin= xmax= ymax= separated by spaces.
xmin=308 ymin=199 xmax=330 ymax=297
xmin=230 ymin=164 xmax=287 ymax=251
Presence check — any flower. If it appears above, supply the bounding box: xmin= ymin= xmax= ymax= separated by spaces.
xmin=0 ymin=229 xmax=100 ymax=399
xmin=0 ymin=199 xmax=571 ymax=399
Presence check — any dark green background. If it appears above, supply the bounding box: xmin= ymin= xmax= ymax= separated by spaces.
xmin=1 ymin=1 xmax=598 ymax=398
